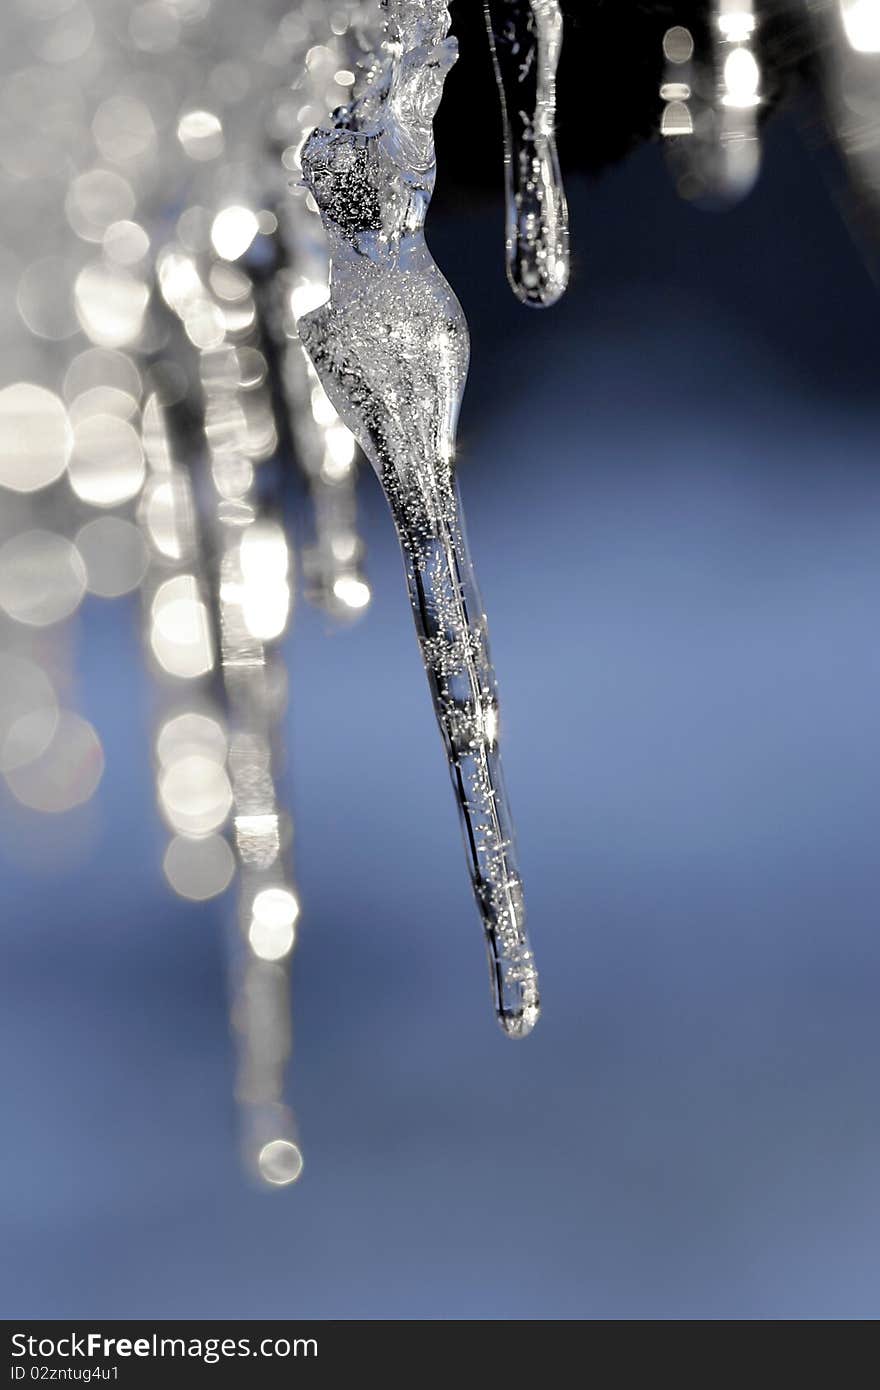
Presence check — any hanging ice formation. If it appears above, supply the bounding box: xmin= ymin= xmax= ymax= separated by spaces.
xmin=659 ymin=25 xmax=697 ymax=141
xmin=6 ymin=0 xmax=852 ymax=1185
xmin=484 ymin=1 xmax=570 ymax=306
xmin=297 ymin=0 xmax=540 ymax=1038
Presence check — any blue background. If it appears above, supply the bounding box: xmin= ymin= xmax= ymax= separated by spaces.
xmin=2 ymin=119 xmax=880 ymax=1319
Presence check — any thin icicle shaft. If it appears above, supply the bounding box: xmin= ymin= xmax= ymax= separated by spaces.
xmin=484 ymin=0 xmax=570 ymax=306
xmin=399 ymin=498 xmax=538 ymax=1034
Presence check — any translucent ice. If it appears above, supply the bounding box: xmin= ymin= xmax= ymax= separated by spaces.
xmin=298 ymin=0 xmax=540 ymax=1037
xmin=484 ymin=1 xmax=570 ymax=306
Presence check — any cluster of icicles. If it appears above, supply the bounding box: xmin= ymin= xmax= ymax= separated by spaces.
xmin=5 ymin=0 xmax=876 ymax=1183
xmin=0 ymin=0 xmax=579 ymax=1185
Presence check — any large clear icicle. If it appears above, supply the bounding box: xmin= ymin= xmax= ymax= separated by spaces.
xmin=484 ymin=0 xmax=570 ymax=306
xmin=297 ymin=0 xmax=540 ymax=1038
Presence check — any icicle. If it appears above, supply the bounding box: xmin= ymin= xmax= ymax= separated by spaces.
xmin=839 ymin=0 xmax=880 ymax=55
xmin=156 ymin=246 xmax=303 ymax=1182
xmin=484 ymin=0 xmax=570 ymax=306
xmin=297 ymin=0 xmax=539 ymax=1038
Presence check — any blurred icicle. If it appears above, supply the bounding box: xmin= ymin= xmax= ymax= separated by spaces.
xmin=708 ymin=0 xmax=763 ymax=201
xmin=139 ymin=383 xmax=236 ymax=911
xmin=157 ymin=244 xmax=302 ymax=1183
xmin=268 ymin=4 xmax=372 ymax=618
xmin=662 ymin=1 xmax=763 ymax=206
xmin=809 ymin=0 xmax=880 ymax=266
